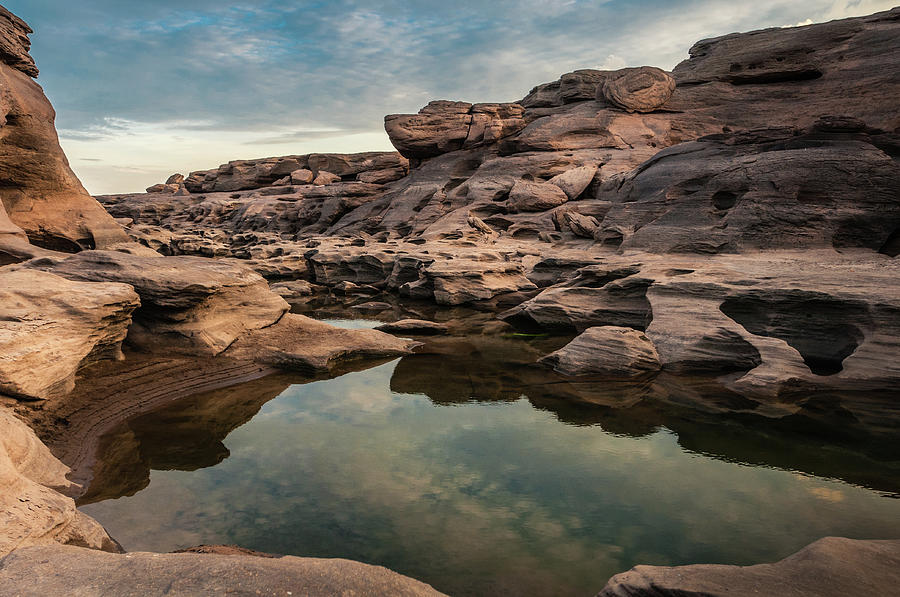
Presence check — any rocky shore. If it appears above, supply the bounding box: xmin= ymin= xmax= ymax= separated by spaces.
xmin=1 ymin=3 xmax=899 ymax=595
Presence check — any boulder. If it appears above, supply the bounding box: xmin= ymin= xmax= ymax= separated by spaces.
xmin=313 ymin=170 xmax=341 ymax=185
xmin=385 ymin=101 xmax=525 ymax=159
xmin=165 ymin=173 xmax=185 ymax=185
xmin=375 ymin=319 xmax=449 ymax=336
xmin=385 ymin=100 xmax=474 ymax=159
xmin=144 ymin=183 xmax=180 ymax=194
xmin=508 ymin=180 xmax=569 ymax=212
xmin=548 ymin=165 xmax=598 ymax=200
xmin=600 ymin=66 xmax=676 ymax=113
xmin=520 ymin=69 xmax=608 ymax=107
xmin=597 ymin=537 xmax=900 ymax=597
xmin=540 ymin=326 xmax=661 ymax=377
xmin=560 ymin=211 xmax=600 ymax=238
xmin=290 ymin=168 xmax=315 ymax=184
xmin=0 ymin=269 xmax=139 ymax=400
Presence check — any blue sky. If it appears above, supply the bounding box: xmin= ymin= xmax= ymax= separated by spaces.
xmin=4 ymin=0 xmax=896 ymax=193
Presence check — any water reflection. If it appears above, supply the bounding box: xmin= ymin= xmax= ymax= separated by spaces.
xmin=78 ymin=334 xmax=900 ymax=597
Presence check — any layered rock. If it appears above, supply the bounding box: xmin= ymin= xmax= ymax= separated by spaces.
xmin=0 ymin=410 xmax=119 ymax=557
xmin=600 ymin=66 xmax=676 ymax=113
xmin=0 ymin=10 xmax=129 ymax=252
xmin=24 ymin=250 xmax=289 ymax=355
xmin=0 ymin=269 xmax=139 ymax=400
xmin=540 ymin=326 xmax=661 ymax=377
xmin=384 ymin=100 xmax=526 ymax=159
xmin=181 ymin=151 xmax=408 ymax=193
xmin=0 ymin=6 xmax=421 ymax=586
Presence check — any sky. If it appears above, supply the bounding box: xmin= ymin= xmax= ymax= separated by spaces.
xmin=4 ymin=0 xmax=897 ymax=194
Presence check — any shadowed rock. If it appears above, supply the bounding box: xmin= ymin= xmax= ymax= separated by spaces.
xmin=540 ymin=326 xmax=661 ymax=377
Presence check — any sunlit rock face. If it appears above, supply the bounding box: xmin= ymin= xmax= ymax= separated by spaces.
xmin=0 ymin=8 xmax=129 ymax=252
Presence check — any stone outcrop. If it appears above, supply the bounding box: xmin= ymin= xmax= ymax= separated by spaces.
xmin=600 ymin=66 xmax=676 ymax=113
xmin=24 ymin=250 xmax=289 ymax=356
xmin=98 ymin=9 xmax=900 ymax=402
xmin=0 ymin=269 xmax=139 ymax=400
xmin=0 ymin=410 xmax=119 ymax=557
xmin=4 ymin=6 xmax=898 ymax=594
xmin=0 ymin=7 xmax=422 ymax=590
xmin=597 ymin=537 xmax=900 ymax=597
xmin=181 ymin=151 xmax=408 ymax=193
xmin=375 ymin=319 xmax=449 ymax=336
xmin=540 ymin=326 xmax=661 ymax=377
xmin=384 ymin=100 xmax=526 ymax=159
xmin=0 ymin=544 xmax=447 ymax=597
xmin=0 ymin=11 xmax=129 ymax=252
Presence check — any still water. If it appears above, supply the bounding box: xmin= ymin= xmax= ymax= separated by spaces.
xmin=80 ymin=325 xmax=900 ymax=596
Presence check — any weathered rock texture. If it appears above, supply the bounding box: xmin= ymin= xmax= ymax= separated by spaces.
xmin=0 ymin=6 xmax=420 ymax=589
xmin=597 ymin=537 xmax=900 ymax=597
xmin=0 ymin=8 xmax=129 ymax=252
xmin=0 ymin=410 xmax=119 ymax=557
xmin=3 ymin=5 xmax=900 ymax=595
xmin=0 ymin=269 xmax=139 ymax=400
xmin=540 ymin=326 xmax=661 ymax=377
xmin=0 ymin=544 xmax=447 ymax=596
xmin=101 ymin=8 xmax=900 ymax=406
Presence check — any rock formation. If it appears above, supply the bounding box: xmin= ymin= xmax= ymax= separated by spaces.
xmin=0 ymin=4 xmax=421 ymax=591
xmin=2 ymin=3 xmax=900 ymax=595
xmin=0 ymin=544 xmax=446 ymax=596
xmin=540 ymin=326 xmax=661 ymax=377
xmin=101 ymin=7 xmax=900 ymax=405
xmin=0 ymin=9 xmax=129 ymax=252
xmin=597 ymin=537 xmax=900 ymax=597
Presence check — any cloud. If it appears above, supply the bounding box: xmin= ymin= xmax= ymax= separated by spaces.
xmin=3 ymin=0 xmax=896 ymax=193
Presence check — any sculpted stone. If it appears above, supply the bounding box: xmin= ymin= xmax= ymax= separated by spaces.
xmin=0 ymin=7 xmax=37 ymax=77
xmin=0 ymin=411 xmax=119 ymax=557
xmin=600 ymin=66 xmax=676 ymax=113
xmin=385 ymin=100 xmax=525 ymax=159
xmin=540 ymin=326 xmax=661 ymax=377
xmin=0 ymin=43 xmax=129 ymax=251
xmin=25 ymin=251 xmax=288 ymax=356
xmin=313 ymin=170 xmax=341 ymax=185
xmin=548 ymin=164 xmax=598 ymax=199
xmin=0 ymin=269 xmax=139 ymax=400
xmin=291 ymin=168 xmax=315 ymax=184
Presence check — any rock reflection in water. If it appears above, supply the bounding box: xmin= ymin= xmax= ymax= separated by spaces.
xmin=79 ymin=335 xmax=900 ymax=597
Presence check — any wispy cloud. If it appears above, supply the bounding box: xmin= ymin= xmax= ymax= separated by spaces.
xmin=3 ymin=0 xmax=896 ymax=193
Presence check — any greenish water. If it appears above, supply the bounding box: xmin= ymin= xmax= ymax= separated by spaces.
xmin=79 ymin=325 xmax=900 ymax=597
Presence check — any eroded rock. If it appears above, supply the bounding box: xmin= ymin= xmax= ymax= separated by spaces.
xmin=597 ymin=537 xmax=900 ymax=597
xmin=0 ymin=269 xmax=139 ymax=400
xmin=540 ymin=326 xmax=661 ymax=377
